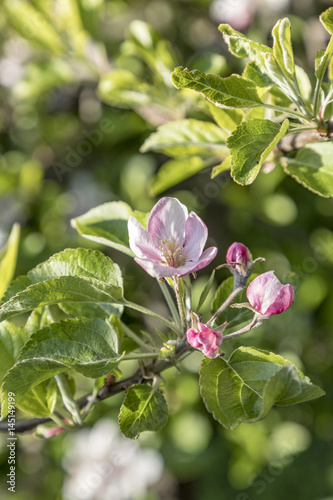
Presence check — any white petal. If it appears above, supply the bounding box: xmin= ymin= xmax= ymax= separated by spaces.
xmin=148 ymin=197 xmax=188 ymax=246
xmin=134 ymin=258 xmax=180 ymax=278
xmin=179 ymin=246 xmax=218 ymax=276
xmin=128 ymin=217 xmax=160 ymax=260
xmin=182 ymin=211 xmax=208 ymax=262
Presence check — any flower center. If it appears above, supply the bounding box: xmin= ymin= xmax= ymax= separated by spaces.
xmin=160 ymin=238 xmax=186 ymax=268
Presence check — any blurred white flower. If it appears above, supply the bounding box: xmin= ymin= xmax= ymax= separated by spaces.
xmin=210 ymin=0 xmax=253 ymax=31
xmin=210 ymin=0 xmax=290 ymax=30
xmin=62 ymin=419 xmax=164 ymax=500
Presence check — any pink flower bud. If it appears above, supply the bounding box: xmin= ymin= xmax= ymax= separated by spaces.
xmin=246 ymin=271 xmax=294 ymax=318
xmin=186 ymin=322 xmax=223 ymax=359
xmin=226 ymin=242 xmax=252 ymax=270
xmin=38 ymin=426 xmax=66 ymax=439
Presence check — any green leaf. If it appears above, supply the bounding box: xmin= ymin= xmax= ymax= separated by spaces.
xmin=243 ymin=62 xmax=273 ymax=88
xmin=197 ymin=270 xmax=215 ymax=312
xmin=30 ymin=247 xmax=123 ymax=284
xmin=171 ymin=67 xmax=264 ymax=109
xmin=0 ymin=275 xmax=123 ymax=322
xmin=219 ymin=24 xmax=272 ymax=64
xmin=59 ymin=301 xmax=123 ymax=320
xmin=140 ymin=119 xmax=228 ymax=157
xmin=71 ymin=202 xmax=148 ymax=256
xmin=264 ymin=54 xmax=300 ymax=106
xmin=0 ymin=321 xmax=28 ymax=382
xmin=1 ymin=318 xmax=122 ymax=418
xmin=272 ymin=18 xmax=296 ymax=81
xmin=2 ymin=247 xmax=124 ymax=306
xmin=315 ymin=9 xmax=333 ymax=81
xmin=119 ymin=384 xmax=168 ymax=438
xmin=148 ymin=157 xmax=205 ymax=196
xmin=315 ymin=48 xmax=332 ymax=81
xmin=98 ymin=70 xmax=155 ymax=108
xmin=227 ymin=119 xmax=289 ymax=185
xmin=199 ymin=347 xmax=325 ymax=430
xmin=211 ymin=155 xmax=231 ymax=178
xmin=172 ymin=67 xmax=303 ymax=120
xmin=321 ymin=7 xmax=333 ymax=35
xmin=282 ymin=142 xmax=333 ymax=197
xmin=17 ymin=379 xmax=58 ymax=418
xmin=5 ymin=0 xmax=65 ymax=54
xmin=25 ymin=307 xmax=52 ymax=334
xmin=208 ymin=102 xmax=244 ymax=132
xmin=0 ymin=247 xmax=173 ymax=330
xmin=0 ymin=224 xmax=20 ymax=301
xmin=295 ymin=66 xmax=312 ymax=101
xmin=0 ymin=321 xmax=58 ymax=418
xmin=219 ymin=24 xmax=273 ymax=87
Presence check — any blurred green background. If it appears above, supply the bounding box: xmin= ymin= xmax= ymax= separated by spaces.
xmin=0 ymin=0 xmax=333 ymax=499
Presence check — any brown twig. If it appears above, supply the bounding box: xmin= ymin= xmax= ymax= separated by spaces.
xmin=0 ymin=342 xmax=188 ymax=434
xmin=276 ymin=129 xmax=328 ymax=154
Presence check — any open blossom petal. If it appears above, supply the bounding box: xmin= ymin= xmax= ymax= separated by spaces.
xmin=128 ymin=197 xmax=217 ymax=278
xmin=186 ymin=322 xmax=223 ymax=359
xmin=148 ymin=197 xmax=188 ymax=245
xmin=179 ymin=246 xmax=218 ymax=276
xmin=183 ymin=212 xmax=208 ymax=262
xmin=128 ymin=217 xmax=160 ymax=261
xmin=133 ymin=258 xmax=181 ymax=278
xmin=247 ymin=271 xmax=294 ymax=317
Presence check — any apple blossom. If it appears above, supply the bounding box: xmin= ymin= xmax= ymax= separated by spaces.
xmin=246 ymin=271 xmax=294 ymax=318
xmin=186 ymin=322 xmax=223 ymax=358
xmin=62 ymin=419 xmax=164 ymax=500
xmin=128 ymin=197 xmax=217 ymax=278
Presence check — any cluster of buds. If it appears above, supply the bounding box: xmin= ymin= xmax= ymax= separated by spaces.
xmin=187 ymin=243 xmax=294 ymax=358
xmin=128 ymin=198 xmax=294 ymax=361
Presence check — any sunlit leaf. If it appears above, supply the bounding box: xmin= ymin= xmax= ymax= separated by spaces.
xmin=140 ymin=119 xmax=228 ymax=157
xmin=0 ymin=224 xmax=20 ymax=301
xmin=71 ymin=202 xmax=148 ymax=255
xmin=1 ymin=318 xmax=121 ymax=418
xmin=172 ymin=68 xmax=264 ymax=109
xmin=272 ymin=18 xmax=296 ymax=81
xmin=227 ymin=119 xmax=289 ymax=185
xmin=200 ymin=347 xmax=325 ymax=430
xmin=282 ymin=142 xmax=333 ymax=197
xmin=98 ymin=70 xmax=155 ymax=108
xmin=119 ymin=384 xmax=168 ymax=438
xmin=148 ymin=157 xmax=205 ymax=196
xmin=208 ymin=102 xmax=244 ymax=132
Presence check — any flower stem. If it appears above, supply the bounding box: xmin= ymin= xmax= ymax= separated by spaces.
xmin=123 ymin=351 xmax=162 ymax=360
xmin=121 ymin=321 xmax=153 ymax=352
xmin=124 ymin=300 xmax=180 ymax=334
xmin=172 ymin=276 xmax=187 ymax=337
xmin=223 ymin=315 xmax=260 ymax=341
xmin=0 ymin=340 xmax=190 ymax=433
xmin=207 ymin=286 xmax=243 ymax=328
xmin=157 ymin=278 xmax=181 ymax=330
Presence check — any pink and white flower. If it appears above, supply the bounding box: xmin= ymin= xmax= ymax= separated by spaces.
xmin=128 ymin=197 xmax=217 ymax=278
xmin=186 ymin=322 xmax=223 ymax=359
xmin=246 ymin=271 xmax=294 ymax=318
